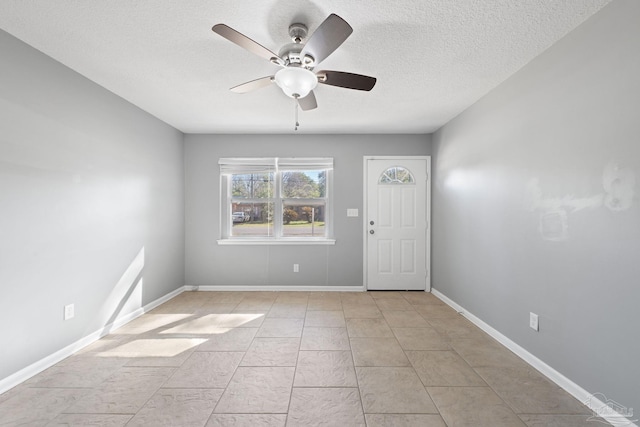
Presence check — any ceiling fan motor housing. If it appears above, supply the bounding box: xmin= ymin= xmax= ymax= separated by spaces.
xmin=288 ymin=23 xmax=308 ymax=42
xmin=280 ymin=23 xmax=315 ymax=68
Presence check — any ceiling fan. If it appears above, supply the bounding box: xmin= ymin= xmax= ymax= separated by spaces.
xmin=212 ymin=14 xmax=377 ymax=114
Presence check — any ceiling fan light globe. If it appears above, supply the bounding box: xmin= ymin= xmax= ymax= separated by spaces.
xmin=274 ymin=67 xmax=318 ymax=98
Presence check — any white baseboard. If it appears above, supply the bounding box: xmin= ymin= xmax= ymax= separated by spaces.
xmin=0 ymin=286 xmax=186 ymax=395
xmin=431 ymin=288 xmax=638 ymax=427
xmin=193 ymin=285 xmax=365 ymax=292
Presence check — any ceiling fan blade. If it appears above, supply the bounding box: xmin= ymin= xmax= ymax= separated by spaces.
xmin=230 ymin=76 xmax=274 ymax=94
xmin=212 ymin=24 xmax=281 ymax=63
xmin=300 ymin=14 xmax=353 ymax=66
xmin=297 ymin=91 xmax=317 ymax=111
xmin=316 ymin=70 xmax=377 ymax=91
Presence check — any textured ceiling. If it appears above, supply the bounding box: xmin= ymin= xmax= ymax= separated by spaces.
xmin=0 ymin=0 xmax=610 ymax=134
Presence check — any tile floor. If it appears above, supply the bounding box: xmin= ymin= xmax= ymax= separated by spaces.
xmin=0 ymin=291 xmax=607 ymax=426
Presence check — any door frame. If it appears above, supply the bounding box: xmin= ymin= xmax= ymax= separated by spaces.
xmin=362 ymin=155 xmax=431 ymax=291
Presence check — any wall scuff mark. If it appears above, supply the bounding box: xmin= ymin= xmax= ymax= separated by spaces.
xmin=525 ymin=162 xmax=635 ymax=241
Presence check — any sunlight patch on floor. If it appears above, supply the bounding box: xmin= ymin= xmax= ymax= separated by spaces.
xmin=97 ymin=338 xmax=207 ymax=358
xmin=111 ymin=314 xmax=193 ymax=335
xmin=160 ymin=313 xmax=264 ymax=334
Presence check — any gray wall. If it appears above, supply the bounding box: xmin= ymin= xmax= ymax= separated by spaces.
xmin=0 ymin=30 xmax=185 ymax=382
xmin=432 ymin=0 xmax=639 ymax=417
xmin=185 ymin=134 xmax=431 ymax=288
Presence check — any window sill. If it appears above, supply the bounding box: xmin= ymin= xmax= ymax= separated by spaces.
xmin=217 ymin=238 xmax=336 ymax=246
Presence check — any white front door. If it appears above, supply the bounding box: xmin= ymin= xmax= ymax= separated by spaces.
xmin=365 ymin=157 xmax=430 ymax=291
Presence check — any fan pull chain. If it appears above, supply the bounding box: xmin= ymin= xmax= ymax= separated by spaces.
xmin=294 ymin=97 xmax=300 ymax=131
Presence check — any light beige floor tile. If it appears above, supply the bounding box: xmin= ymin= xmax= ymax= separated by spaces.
xmin=45 ymin=413 xmax=132 ymax=426
xmin=428 ymin=386 xmax=527 ymax=427
xmin=493 ymin=382 xmax=592 ymax=414
xmin=63 ymin=367 xmax=174 ymax=414
xmin=475 ymin=364 xmax=564 ymax=389
xmin=196 ymin=328 xmax=258 ymax=352
xmin=206 ymin=414 xmax=287 ymax=426
xmin=274 ymin=292 xmax=309 ymax=302
xmin=150 ymin=301 xmax=205 ymax=314
xmin=356 ymin=367 xmax=438 ymax=414
xmin=341 ymin=293 xmax=376 ymax=306
xmin=226 ymin=310 xmax=267 ymax=327
xmin=342 ymin=304 xmax=383 ymax=318
xmin=162 ymin=313 xmax=265 ymax=333
xmin=111 ymin=313 xmax=194 ymax=335
xmin=27 ymin=356 xmax=128 ymax=388
xmin=0 ymin=388 xmax=86 ymax=426
xmin=401 ymin=292 xmax=445 ymax=306
xmin=240 ymin=338 xmax=299 ymax=367
xmin=214 ymin=367 xmax=295 ymax=413
xmin=519 ymin=414 xmax=608 ymax=426
xmin=426 ymin=316 xmax=484 ymax=339
xmin=208 ymin=292 xmax=246 ymax=305
xmin=365 ymin=414 xmax=447 ymax=427
xmin=300 ymin=327 xmax=350 ymax=350
xmin=449 ymin=336 xmax=528 ymax=368
xmin=346 ymin=318 xmax=393 ymax=337
xmin=350 ymin=337 xmax=410 ymax=367
xmin=7 ymin=290 xmax=602 ymax=426
xmin=163 ymin=352 xmax=243 ymax=388
xmin=382 ymin=310 xmax=430 ymax=327
xmin=406 ymin=350 xmax=486 ymax=386
xmin=109 ymin=338 xmax=204 ymax=367
xmin=256 ymin=318 xmax=304 ymax=338
xmin=375 ymin=298 xmax=414 ymax=311
xmin=415 ymin=304 xmax=459 ymax=319
xmin=195 ymin=303 xmax=239 ymax=315
xmin=293 ymin=351 xmax=357 ymax=387
xmin=126 ymin=388 xmax=223 ymax=426
xmin=95 ymin=337 xmax=204 ymax=356
xmin=234 ymin=299 xmax=275 ymax=311
xmin=173 ymin=291 xmax=209 ymax=301
xmin=369 ymin=291 xmax=406 ymax=299
xmin=392 ymin=327 xmax=451 ymax=350
xmin=67 ymin=336 xmax=131 ymax=355
xmin=304 ymin=310 xmax=346 ymax=327
xmin=0 ymin=383 xmax=26 ymax=405
xmin=243 ymin=291 xmax=280 ymax=299
xmin=267 ymin=303 xmax=307 ymax=319
xmin=286 ymin=387 xmax=365 ymax=426
xmin=475 ymin=365 xmax=591 ymax=413
xmin=307 ymin=298 xmax=342 ymax=311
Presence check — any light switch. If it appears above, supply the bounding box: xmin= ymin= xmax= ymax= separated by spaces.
xmin=347 ymin=209 xmax=359 ymax=217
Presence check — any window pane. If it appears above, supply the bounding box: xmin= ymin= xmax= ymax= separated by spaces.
xmin=232 ymin=173 xmax=274 ymax=198
xmin=282 ymin=204 xmax=326 ymax=237
xmin=379 ymin=166 xmax=415 ymax=184
xmin=282 ymin=170 xmax=326 ymax=198
xmin=231 ymin=202 xmax=273 ymax=236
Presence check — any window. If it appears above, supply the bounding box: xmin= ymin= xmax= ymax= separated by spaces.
xmin=219 ymin=158 xmax=334 ymax=244
xmin=379 ymin=166 xmax=415 ymax=184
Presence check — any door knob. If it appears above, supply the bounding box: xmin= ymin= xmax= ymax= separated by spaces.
xmin=370 ymin=220 xmax=374 ymax=225
xmin=369 ymin=230 xmax=375 ymax=234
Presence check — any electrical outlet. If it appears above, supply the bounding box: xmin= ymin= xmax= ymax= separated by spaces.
xmin=293 ymin=264 xmax=299 ymax=273
xmin=64 ymin=304 xmax=75 ymax=320
xmin=529 ymin=312 xmax=539 ymax=331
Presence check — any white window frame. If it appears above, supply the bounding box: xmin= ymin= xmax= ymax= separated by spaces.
xmin=218 ymin=157 xmax=335 ymax=245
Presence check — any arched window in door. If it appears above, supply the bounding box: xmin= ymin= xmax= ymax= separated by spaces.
xmin=378 ymin=166 xmax=415 ymax=184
